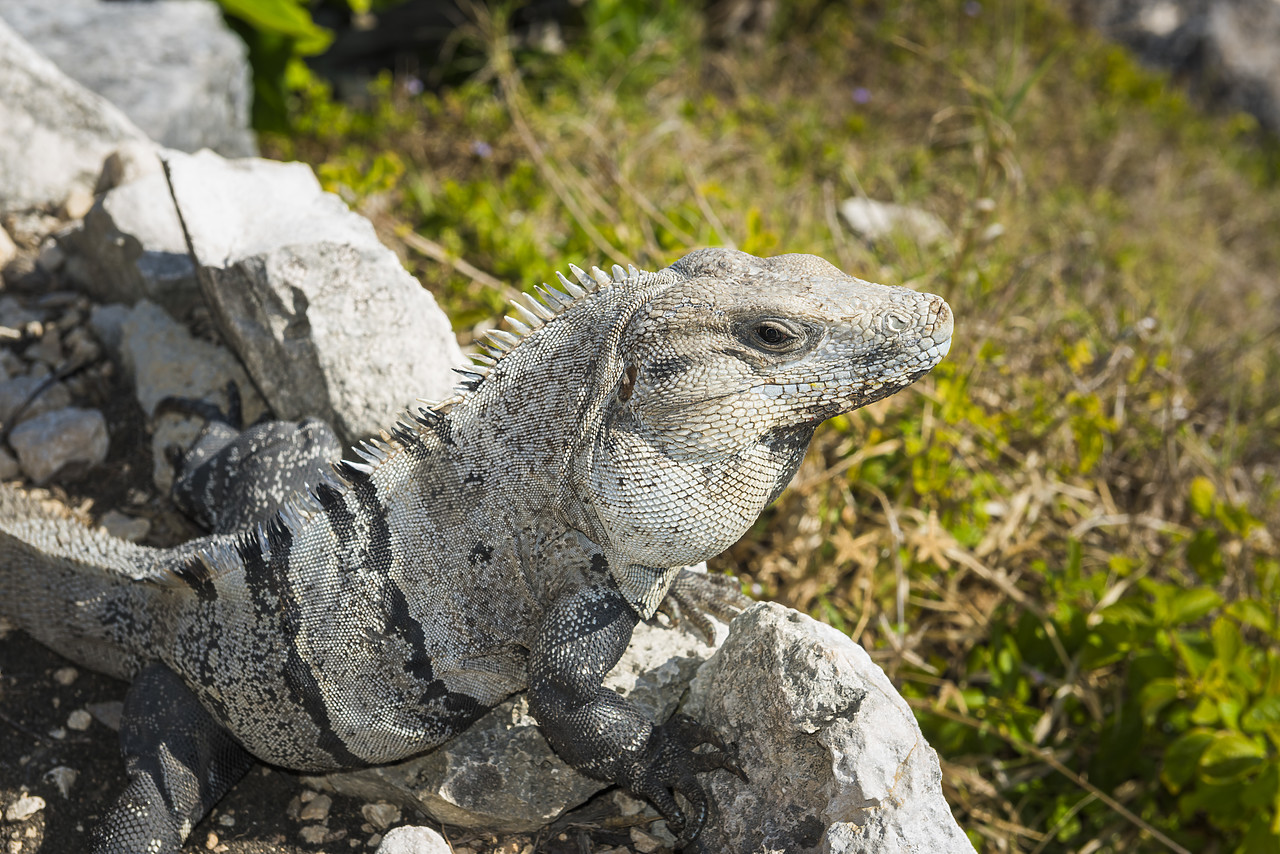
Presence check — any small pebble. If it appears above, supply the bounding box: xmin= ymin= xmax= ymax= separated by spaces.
xmin=298 ymin=825 xmax=328 ymax=844
xmin=4 ymin=794 xmax=45 ymax=822
xmin=48 ymin=727 xmax=66 ymax=740
xmin=86 ymin=701 xmax=124 ymax=731
xmin=100 ymin=511 xmax=150 ymax=543
xmin=44 ymin=766 xmax=77 ymax=798
xmin=62 ymin=186 xmax=95 ymax=220
xmin=360 ymin=801 xmax=399 ymax=830
xmin=298 ymin=793 xmax=332 ymax=822
xmin=52 ymin=666 xmax=78 ymax=686
xmin=36 ymin=242 xmax=64 ymax=274
xmin=217 ymin=813 xmax=235 ymax=827
xmin=205 ymin=832 xmax=218 ymax=850
xmin=67 ymin=709 xmax=92 ymax=731
xmin=629 ymin=827 xmax=663 ymax=853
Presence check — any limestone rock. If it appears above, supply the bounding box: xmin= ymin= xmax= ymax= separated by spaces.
xmin=0 ymin=15 xmax=151 ymax=213
xmin=316 ymin=618 xmax=717 ymax=832
xmin=0 ymin=0 xmax=255 ymax=156
xmin=839 ymin=198 xmax=951 ymax=246
xmin=106 ymin=300 xmax=267 ymax=491
xmin=8 ymin=407 xmax=109 ymax=484
xmin=376 ymin=826 xmax=451 ymax=854
xmin=164 ymin=149 xmax=465 ymax=444
xmin=61 ymin=161 xmax=198 ymax=319
xmin=0 ymin=375 xmax=72 ymax=427
xmin=683 ymin=603 xmax=975 ymax=854
xmin=1077 ymin=0 xmax=1280 ymax=134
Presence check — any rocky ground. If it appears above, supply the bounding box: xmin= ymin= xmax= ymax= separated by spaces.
xmin=0 ymin=209 xmax=664 ymax=854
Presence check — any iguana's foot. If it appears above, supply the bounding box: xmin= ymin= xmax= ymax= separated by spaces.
xmin=624 ymin=713 xmax=748 ymax=849
xmin=656 ymin=568 xmax=752 ymax=644
xmin=529 ymin=582 xmax=747 ymax=851
xmin=90 ymin=664 xmax=254 ymax=854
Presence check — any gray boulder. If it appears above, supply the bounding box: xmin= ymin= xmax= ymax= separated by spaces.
xmin=164 ymin=149 xmax=465 ymax=444
xmin=89 ymin=299 xmax=268 ymax=491
xmin=8 ymin=407 xmax=109 ymax=484
xmin=684 ymin=603 xmax=975 ymax=853
xmin=0 ymin=0 xmax=255 ymax=156
xmin=1077 ymin=0 xmax=1280 ymax=134
xmin=61 ymin=153 xmax=199 ymax=320
xmin=0 ymin=16 xmax=152 ymax=213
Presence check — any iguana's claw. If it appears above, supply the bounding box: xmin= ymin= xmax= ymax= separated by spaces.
xmin=657 ymin=569 xmax=752 ymax=644
xmin=626 ymin=714 xmax=748 ymax=850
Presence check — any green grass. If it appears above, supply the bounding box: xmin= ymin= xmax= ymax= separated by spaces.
xmin=263 ymin=1 xmax=1280 ymax=850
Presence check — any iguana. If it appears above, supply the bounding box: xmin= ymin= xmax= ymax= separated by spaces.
xmin=0 ymin=248 xmax=952 ymax=852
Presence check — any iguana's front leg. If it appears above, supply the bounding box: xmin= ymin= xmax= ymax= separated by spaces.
xmin=527 ymin=582 xmax=742 ymax=848
xmin=89 ymin=664 xmax=254 ymax=854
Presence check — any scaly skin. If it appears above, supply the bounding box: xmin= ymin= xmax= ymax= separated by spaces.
xmin=0 ymin=248 xmax=952 ymax=850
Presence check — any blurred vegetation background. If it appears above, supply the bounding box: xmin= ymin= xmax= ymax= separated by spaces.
xmin=215 ymin=0 xmax=1280 ymax=850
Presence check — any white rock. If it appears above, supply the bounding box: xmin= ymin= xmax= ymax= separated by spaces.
xmin=375 ymin=826 xmax=451 ymax=854
xmin=62 ymin=164 xmax=198 ymax=318
xmin=165 ymin=149 xmax=465 ymax=443
xmin=109 ymin=299 xmax=266 ymax=490
xmin=1 ymin=0 xmax=255 ymax=156
xmin=4 ymin=794 xmax=45 ymax=822
xmin=683 ymin=603 xmax=975 ymax=853
xmin=0 ymin=225 xmax=17 ymax=268
xmin=44 ymin=766 xmax=77 ymax=798
xmin=839 ymin=198 xmax=951 ymax=245
xmin=0 ymin=17 xmax=151 ymax=213
xmin=8 ymin=407 xmax=109 ymax=484
xmin=66 ymin=709 xmax=92 ymax=731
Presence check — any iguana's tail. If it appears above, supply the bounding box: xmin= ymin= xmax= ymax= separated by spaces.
xmin=0 ymin=485 xmax=167 ymax=680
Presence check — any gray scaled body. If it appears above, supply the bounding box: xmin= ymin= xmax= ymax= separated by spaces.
xmin=0 ymin=248 xmax=953 ymax=851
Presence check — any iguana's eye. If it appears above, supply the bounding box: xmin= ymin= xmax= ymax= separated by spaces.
xmin=750 ymin=320 xmax=799 ymax=351
xmin=885 ymin=315 xmax=909 ymax=333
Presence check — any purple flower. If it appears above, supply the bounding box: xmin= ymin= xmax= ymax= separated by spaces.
xmin=404 ymin=76 xmax=424 ymax=96
xmin=470 ymin=140 xmax=494 ymax=158
xmin=852 ymin=87 xmax=872 ymax=105
xmin=964 ymin=1 xmax=982 ymax=16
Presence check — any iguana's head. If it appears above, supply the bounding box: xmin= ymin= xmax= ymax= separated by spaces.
xmin=455 ymin=248 xmax=951 ymax=615
xmin=587 ymin=248 xmax=953 ymax=613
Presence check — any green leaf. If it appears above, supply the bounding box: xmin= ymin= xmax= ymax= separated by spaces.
xmin=1189 ymin=476 xmax=1216 ymax=517
xmin=1228 ymin=599 xmax=1275 ymax=635
xmin=1199 ymin=732 xmax=1266 ymax=784
xmin=1163 ymin=728 xmax=1216 ymax=792
xmin=1169 ymin=588 xmax=1223 ymax=627
xmin=1140 ymin=678 xmax=1179 ymax=725
xmin=218 ymin=0 xmax=333 ymax=53
xmin=1243 ymin=696 xmax=1280 ymax=735
xmin=1186 ymin=528 xmax=1225 ymax=583
xmin=1212 ymin=616 xmax=1243 ymax=664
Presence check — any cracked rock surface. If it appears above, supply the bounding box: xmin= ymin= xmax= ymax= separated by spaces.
xmin=683 ymin=603 xmax=976 ymax=854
